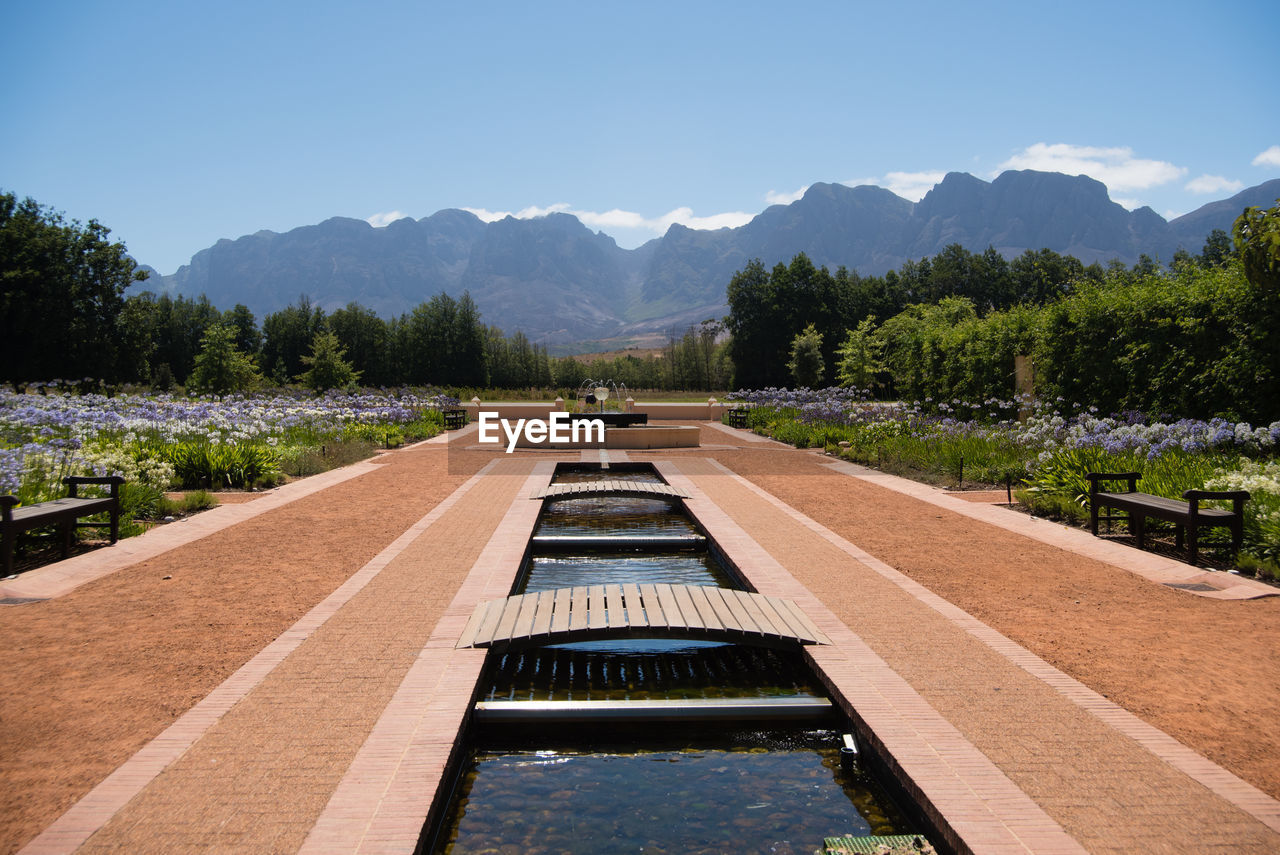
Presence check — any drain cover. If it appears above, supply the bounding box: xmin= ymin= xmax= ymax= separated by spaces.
xmin=1164 ymin=582 xmax=1218 ymax=592
xmin=1 ymin=597 xmax=48 ymax=605
xmin=824 ymin=834 xmax=935 ymax=854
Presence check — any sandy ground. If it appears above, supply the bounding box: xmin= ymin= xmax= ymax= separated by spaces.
xmin=1 ymin=432 xmax=1278 ymax=853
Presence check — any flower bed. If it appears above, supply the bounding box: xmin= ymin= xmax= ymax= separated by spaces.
xmin=726 ymin=387 xmax=1280 ymax=573
xmin=1 ymin=387 xmax=453 ymax=545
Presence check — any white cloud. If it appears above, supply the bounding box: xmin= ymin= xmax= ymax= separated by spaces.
xmin=1185 ymin=174 xmax=1244 ymax=195
xmin=463 ymin=203 xmax=753 ymax=238
xmin=765 ymin=185 xmax=809 ymax=205
xmin=838 ymin=172 xmax=945 ymax=201
xmin=1112 ymin=197 xmax=1142 ymax=211
xmin=656 ymin=207 xmax=754 ymax=231
xmin=1253 ymin=145 xmax=1280 ymax=167
xmin=366 ymin=210 xmax=409 ymax=227
xmin=460 ymin=207 xmax=507 ymax=222
xmin=841 ymin=176 xmax=881 ymax=189
xmin=997 ymin=143 xmax=1186 ymax=191
xmin=883 ymin=171 xmax=947 ymax=201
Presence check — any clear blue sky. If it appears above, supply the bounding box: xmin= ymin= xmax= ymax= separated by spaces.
xmin=3 ymin=0 xmax=1278 ymax=275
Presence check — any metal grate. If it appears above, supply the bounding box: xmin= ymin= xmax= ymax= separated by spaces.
xmin=824 ymin=834 xmax=935 ymax=854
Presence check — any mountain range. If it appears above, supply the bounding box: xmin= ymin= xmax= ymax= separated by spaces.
xmin=157 ymin=171 xmax=1280 ymax=347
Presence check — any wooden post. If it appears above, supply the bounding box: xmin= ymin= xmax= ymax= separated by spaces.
xmin=1014 ymin=355 xmax=1034 ymax=420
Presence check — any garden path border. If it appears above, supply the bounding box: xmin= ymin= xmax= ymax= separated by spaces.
xmin=696 ymin=457 xmax=1280 ymax=841
xmin=16 ymin=456 xmax=502 ymax=855
xmin=820 ymin=456 xmax=1277 ymax=600
xmin=0 ymin=433 xmax=453 ymax=602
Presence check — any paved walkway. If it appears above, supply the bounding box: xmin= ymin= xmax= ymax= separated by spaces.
xmin=9 ymin=434 xmax=1280 ymax=854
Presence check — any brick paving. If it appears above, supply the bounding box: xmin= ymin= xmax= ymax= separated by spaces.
xmin=663 ymin=457 xmax=1280 ymax=854
xmin=20 ymin=456 xmax=538 ymax=855
xmin=12 ymin=438 xmax=1280 ymax=854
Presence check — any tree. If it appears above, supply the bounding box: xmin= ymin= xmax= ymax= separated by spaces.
xmin=222 ymin=304 xmax=261 ymax=356
xmin=787 ymin=323 xmax=824 ymax=388
xmin=1233 ymin=200 xmax=1280 ymax=292
xmin=835 ymin=319 xmax=883 ymax=391
xmin=297 ymin=331 xmax=360 ymax=391
xmin=261 ymin=295 xmax=326 ymax=383
xmin=725 ymin=259 xmax=776 ymax=388
xmin=1 ymin=191 xmax=149 ymax=383
xmin=188 ymin=323 xmax=262 ymax=394
xmin=451 ymin=292 xmax=489 ymax=386
xmin=1200 ymin=228 xmax=1234 ymax=268
xmin=330 ymin=302 xmax=390 ymax=385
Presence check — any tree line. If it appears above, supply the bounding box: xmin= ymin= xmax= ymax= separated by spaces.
xmin=1 ymin=190 xmax=731 ymax=393
xmin=725 ymin=202 xmax=1278 ymax=424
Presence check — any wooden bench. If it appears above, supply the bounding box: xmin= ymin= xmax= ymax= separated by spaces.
xmin=2 ymin=476 xmax=124 ymax=577
xmin=1087 ymin=472 xmax=1248 ymax=566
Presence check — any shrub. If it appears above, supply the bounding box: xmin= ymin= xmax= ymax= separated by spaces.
xmin=1207 ymin=459 xmax=1280 ymax=561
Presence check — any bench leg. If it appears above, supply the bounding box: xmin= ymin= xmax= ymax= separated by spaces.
xmin=2 ymin=531 xmax=12 ymax=578
xmin=1090 ymin=502 xmax=1099 ymax=537
xmin=1187 ymin=524 xmax=1199 ymax=567
xmin=1175 ymin=526 xmax=1184 ymax=549
xmin=1132 ymin=514 xmax=1145 ymax=549
xmin=61 ymin=521 xmax=73 ymax=559
xmin=109 ymin=506 xmax=120 ymax=544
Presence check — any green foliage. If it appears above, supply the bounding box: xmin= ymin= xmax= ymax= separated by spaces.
xmin=1236 ymin=553 xmax=1280 ymax=582
xmin=329 ymin=302 xmax=391 ymax=385
xmin=1207 ymin=459 xmax=1280 ymax=562
xmin=1233 ymin=200 xmax=1280 ymax=291
xmin=1033 ymin=260 xmax=1277 ymax=422
xmin=189 ymin=323 xmax=263 ymax=394
xmin=1015 ymin=488 xmax=1092 ymax=525
xmin=161 ymin=441 xmax=279 ymax=489
xmin=0 ymin=191 xmax=149 ymax=383
xmin=787 ymin=323 xmax=825 ymax=388
xmin=159 ymin=490 xmax=219 ymax=516
xmin=261 ymin=296 xmax=327 ymax=383
xmin=298 ymin=331 xmax=361 ymax=391
xmin=835 ymin=319 xmax=883 ymax=390
xmin=121 ymin=292 xmax=222 ymax=385
xmin=275 ymin=438 xmax=375 ymax=478
xmin=727 ymin=255 xmax=863 ymax=389
xmin=837 ymin=427 xmax=1036 ymax=488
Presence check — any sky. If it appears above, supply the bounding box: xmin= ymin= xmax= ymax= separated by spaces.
xmin=3 ymin=0 xmax=1279 ymax=275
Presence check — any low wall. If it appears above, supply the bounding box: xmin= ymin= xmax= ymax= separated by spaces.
xmin=507 ymin=424 xmax=700 ymax=449
xmin=462 ymin=399 xmax=727 ymax=422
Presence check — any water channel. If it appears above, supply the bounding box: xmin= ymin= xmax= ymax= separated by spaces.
xmin=426 ymin=463 xmax=924 ymax=854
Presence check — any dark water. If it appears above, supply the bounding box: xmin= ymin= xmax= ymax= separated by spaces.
xmin=483 ymin=641 xmax=823 ymax=701
xmin=534 ymin=496 xmax=699 ymax=537
xmin=552 ymin=465 xmax=665 ymax=485
xmin=432 ymin=463 xmax=917 ymax=853
xmin=436 ymin=729 xmax=908 ymax=855
xmin=521 ymin=553 xmax=732 ymax=592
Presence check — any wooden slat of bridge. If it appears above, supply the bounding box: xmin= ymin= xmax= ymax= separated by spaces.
xmin=456 ymin=583 xmax=832 ymax=648
xmin=530 ymin=481 xmax=690 ymax=500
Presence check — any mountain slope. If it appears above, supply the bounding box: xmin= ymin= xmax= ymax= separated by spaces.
xmin=159 ymin=171 xmax=1274 ymax=342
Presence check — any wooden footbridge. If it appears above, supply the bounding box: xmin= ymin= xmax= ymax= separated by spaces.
xmin=531 ymin=481 xmax=689 ymax=501
xmin=456 ymin=583 xmax=831 ymax=649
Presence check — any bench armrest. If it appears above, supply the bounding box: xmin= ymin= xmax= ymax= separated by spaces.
xmin=1 ymin=495 xmax=17 ymax=518
xmin=1183 ymin=489 xmax=1250 ymax=515
xmin=63 ymin=475 xmax=125 ymax=499
xmin=1086 ymin=472 xmax=1140 ymax=495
